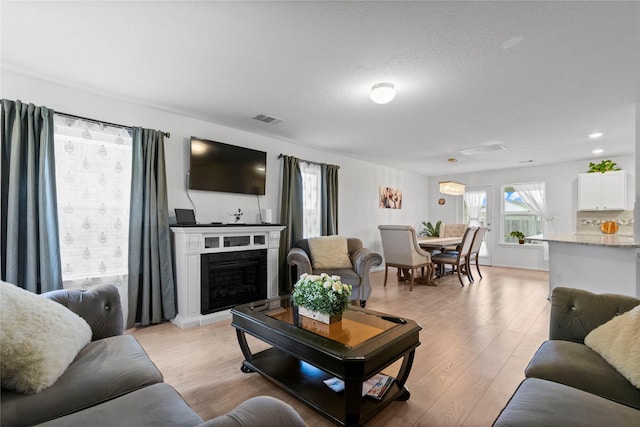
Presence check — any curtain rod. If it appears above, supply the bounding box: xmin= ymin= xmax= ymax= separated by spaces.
xmin=277 ymin=153 xmax=340 ymax=169
xmin=56 ymin=111 xmax=171 ymax=139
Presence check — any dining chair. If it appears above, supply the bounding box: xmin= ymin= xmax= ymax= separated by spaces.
xmin=440 ymin=223 xmax=468 ymax=254
xmin=431 ymin=226 xmax=478 ymax=286
xmin=466 ymin=227 xmax=488 ymax=281
xmin=378 ymin=225 xmax=434 ymax=291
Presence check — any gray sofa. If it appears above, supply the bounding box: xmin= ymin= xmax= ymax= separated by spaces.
xmin=494 ymin=286 xmax=640 ymax=426
xmin=0 ymin=285 xmax=306 ymax=427
xmin=286 ymin=237 xmax=382 ymax=308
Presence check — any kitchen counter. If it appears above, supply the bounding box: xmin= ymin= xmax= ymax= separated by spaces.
xmin=529 ymin=234 xmax=639 ymax=298
xmin=527 ymin=233 xmax=639 ymax=248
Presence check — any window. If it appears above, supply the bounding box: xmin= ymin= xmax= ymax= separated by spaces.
xmin=463 ymin=191 xmax=487 ymax=227
xmin=53 ymin=115 xmax=133 ymax=288
xmin=502 ymin=184 xmax=544 ymax=244
xmin=300 ymin=161 xmax=321 ymax=238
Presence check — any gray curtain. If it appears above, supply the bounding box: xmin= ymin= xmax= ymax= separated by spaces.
xmin=278 ymin=155 xmax=303 ymax=294
xmin=321 ymin=163 xmax=339 ymax=235
xmin=1 ymin=99 xmax=62 ymax=293
xmin=127 ymin=127 xmax=175 ymax=328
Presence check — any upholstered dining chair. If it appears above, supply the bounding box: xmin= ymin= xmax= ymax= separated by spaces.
xmin=431 ymin=226 xmax=478 ymax=286
xmin=466 ymin=227 xmax=488 ymax=281
xmin=440 ymin=223 xmax=468 ymax=238
xmin=378 ymin=225 xmax=434 ymax=291
xmin=439 ymin=223 xmax=468 ymax=254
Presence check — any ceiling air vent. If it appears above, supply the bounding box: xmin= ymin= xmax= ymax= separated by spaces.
xmin=253 ymin=114 xmax=283 ymax=125
xmin=458 ymin=143 xmax=507 ymax=155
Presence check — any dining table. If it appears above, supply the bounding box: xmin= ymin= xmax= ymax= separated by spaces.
xmin=417 ymin=236 xmax=462 ymax=252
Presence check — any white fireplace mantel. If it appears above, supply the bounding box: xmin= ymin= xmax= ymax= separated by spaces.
xmin=171 ymin=224 xmax=285 ymax=328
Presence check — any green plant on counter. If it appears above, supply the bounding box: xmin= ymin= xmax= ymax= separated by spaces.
xmin=509 ymin=231 xmax=526 ymax=244
xmin=421 ymin=220 xmax=441 ymax=237
xmin=588 ymin=160 xmax=621 ymax=173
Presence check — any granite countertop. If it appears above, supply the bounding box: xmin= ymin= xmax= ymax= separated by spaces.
xmin=526 ymin=233 xmax=640 ymax=248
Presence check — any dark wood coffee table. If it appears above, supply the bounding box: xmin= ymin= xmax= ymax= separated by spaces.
xmin=231 ymin=296 xmax=421 ymax=426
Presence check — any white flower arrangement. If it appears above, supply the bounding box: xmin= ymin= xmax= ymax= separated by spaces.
xmin=291 ymin=273 xmax=352 ymax=316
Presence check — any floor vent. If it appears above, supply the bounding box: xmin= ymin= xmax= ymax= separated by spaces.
xmin=253 ymin=114 xmax=283 ymax=125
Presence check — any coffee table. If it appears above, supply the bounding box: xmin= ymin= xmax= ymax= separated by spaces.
xmin=231 ymin=296 xmax=422 ymax=426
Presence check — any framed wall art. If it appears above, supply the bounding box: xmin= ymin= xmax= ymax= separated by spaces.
xmin=379 ymin=186 xmax=402 ymax=209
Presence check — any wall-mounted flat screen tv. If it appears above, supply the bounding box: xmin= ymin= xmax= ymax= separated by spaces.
xmin=189 ymin=137 xmax=266 ymax=195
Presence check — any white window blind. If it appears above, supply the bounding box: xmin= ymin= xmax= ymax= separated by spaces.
xmin=300 ymin=161 xmax=321 ymax=238
xmin=53 ymin=115 xmax=132 ymax=288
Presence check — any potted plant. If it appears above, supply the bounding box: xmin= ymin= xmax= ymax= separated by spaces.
xmin=421 ymin=220 xmax=441 ymax=237
xmin=587 ymin=160 xmax=621 ymax=173
xmin=291 ymin=273 xmax=352 ymax=324
xmin=509 ymin=231 xmax=526 ymax=244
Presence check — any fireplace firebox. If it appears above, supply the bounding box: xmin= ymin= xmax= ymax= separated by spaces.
xmin=200 ymin=249 xmax=267 ymax=314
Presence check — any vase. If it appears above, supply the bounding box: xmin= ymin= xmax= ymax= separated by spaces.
xmin=298 ymin=306 xmax=342 ymax=324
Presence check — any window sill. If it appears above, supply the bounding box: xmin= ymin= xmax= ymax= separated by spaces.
xmin=499 ymin=243 xmax=542 ymax=249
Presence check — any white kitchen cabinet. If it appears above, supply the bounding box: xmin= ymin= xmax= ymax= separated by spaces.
xmin=577 ymin=170 xmax=627 ymax=211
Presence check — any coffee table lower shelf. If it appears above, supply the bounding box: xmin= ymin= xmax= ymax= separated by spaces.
xmin=242 ymin=347 xmax=408 ymax=426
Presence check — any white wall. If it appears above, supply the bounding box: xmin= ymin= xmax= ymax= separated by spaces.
xmin=2 ymin=70 xmax=430 ymax=259
xmin=428 ymin=156 xmax=635 ymax=270
xmin=5 ymin=70 xmax=635 ymax=275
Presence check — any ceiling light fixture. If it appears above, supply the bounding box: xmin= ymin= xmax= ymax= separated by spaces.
xmin=439 ymin=181 xmax=465 ymax=196
xmin=592 ymin=148 xmax=604 ymax=154
xmin=370 ymin=83 xmax=396 ymax=104
xmin=439 ymin=158 xmax=465 ymax=195
xmin=588 ymin=132 xmax=604 ymax=139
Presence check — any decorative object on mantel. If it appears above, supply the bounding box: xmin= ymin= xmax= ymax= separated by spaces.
xmin=587 ymin=160 xmax=621 ymax=173
xmin=509 ymin=231 xmax=526 ymax=244
xmin=600 ymin=221 xmax=619 ymax=234
xmin=228 ymin=208 xmax=244 ymax=224
xmin=292 ymin=273 xmax=351 ymax=324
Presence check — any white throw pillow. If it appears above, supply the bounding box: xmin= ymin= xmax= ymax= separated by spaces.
xmin=584 ymin=305 xmax=640 ymax=388
xmin=308 ymin=235 xmax=353 ymax=270
xmin=0 ymin=280 xmax=92 ymax=394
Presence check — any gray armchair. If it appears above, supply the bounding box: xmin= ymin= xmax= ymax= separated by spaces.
xmin=286 ymin=238 xmax=382 ymax=308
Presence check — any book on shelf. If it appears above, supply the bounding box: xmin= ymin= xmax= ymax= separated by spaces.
xmin=364 ymin=374 xmax=394 ymax=400
xmin=322 ymin=374 xmax=394 ymax=400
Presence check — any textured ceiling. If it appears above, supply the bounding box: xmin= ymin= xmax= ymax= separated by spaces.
xmin=2 ymin=1 xmax=639 ymax=176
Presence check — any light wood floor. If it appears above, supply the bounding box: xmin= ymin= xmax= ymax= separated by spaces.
xmin=129 ymin=266 xmax=550 ymax=427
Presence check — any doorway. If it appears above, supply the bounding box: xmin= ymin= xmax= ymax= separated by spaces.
xmin=463 ymin=186 xmax=492 ymax=266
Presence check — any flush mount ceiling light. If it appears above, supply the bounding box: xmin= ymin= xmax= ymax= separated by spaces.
xmin=592 ymin=148 xmax=604 ymax=154
xmin=439 ymin=158 xmax=465 ymax=195
xmin=588 ymin=132 xmax=604 ymax=139
xmin=370 ymin=83 xmax=396 ymax=104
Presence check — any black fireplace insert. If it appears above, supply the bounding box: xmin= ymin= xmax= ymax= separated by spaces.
xmin=200 ymin=249 xmax=267 ymax=314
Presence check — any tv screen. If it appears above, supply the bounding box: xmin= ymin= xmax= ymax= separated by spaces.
xmin=189 ymin=137 xmax=266 ymax=195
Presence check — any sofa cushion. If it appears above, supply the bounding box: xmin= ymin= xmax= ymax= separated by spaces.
xmin=525 ymin=340 xmax=640 ymax=409
xmin=308 ymin=235 xmax=353 ymax=269
xmin=200 ymin=396 xmax=307 ymax=427
xmin=0 ymin=335 xmax=163 ymax=427
xmin=585 ymin=305 xmax=640 ymax=388
xmin=0 ymin=281 xmax=92 ymax=394
xmin=32 ymin=383 xmax=203 ymax=427
xmin=493 ymin=378 xmax=640 ymax=426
